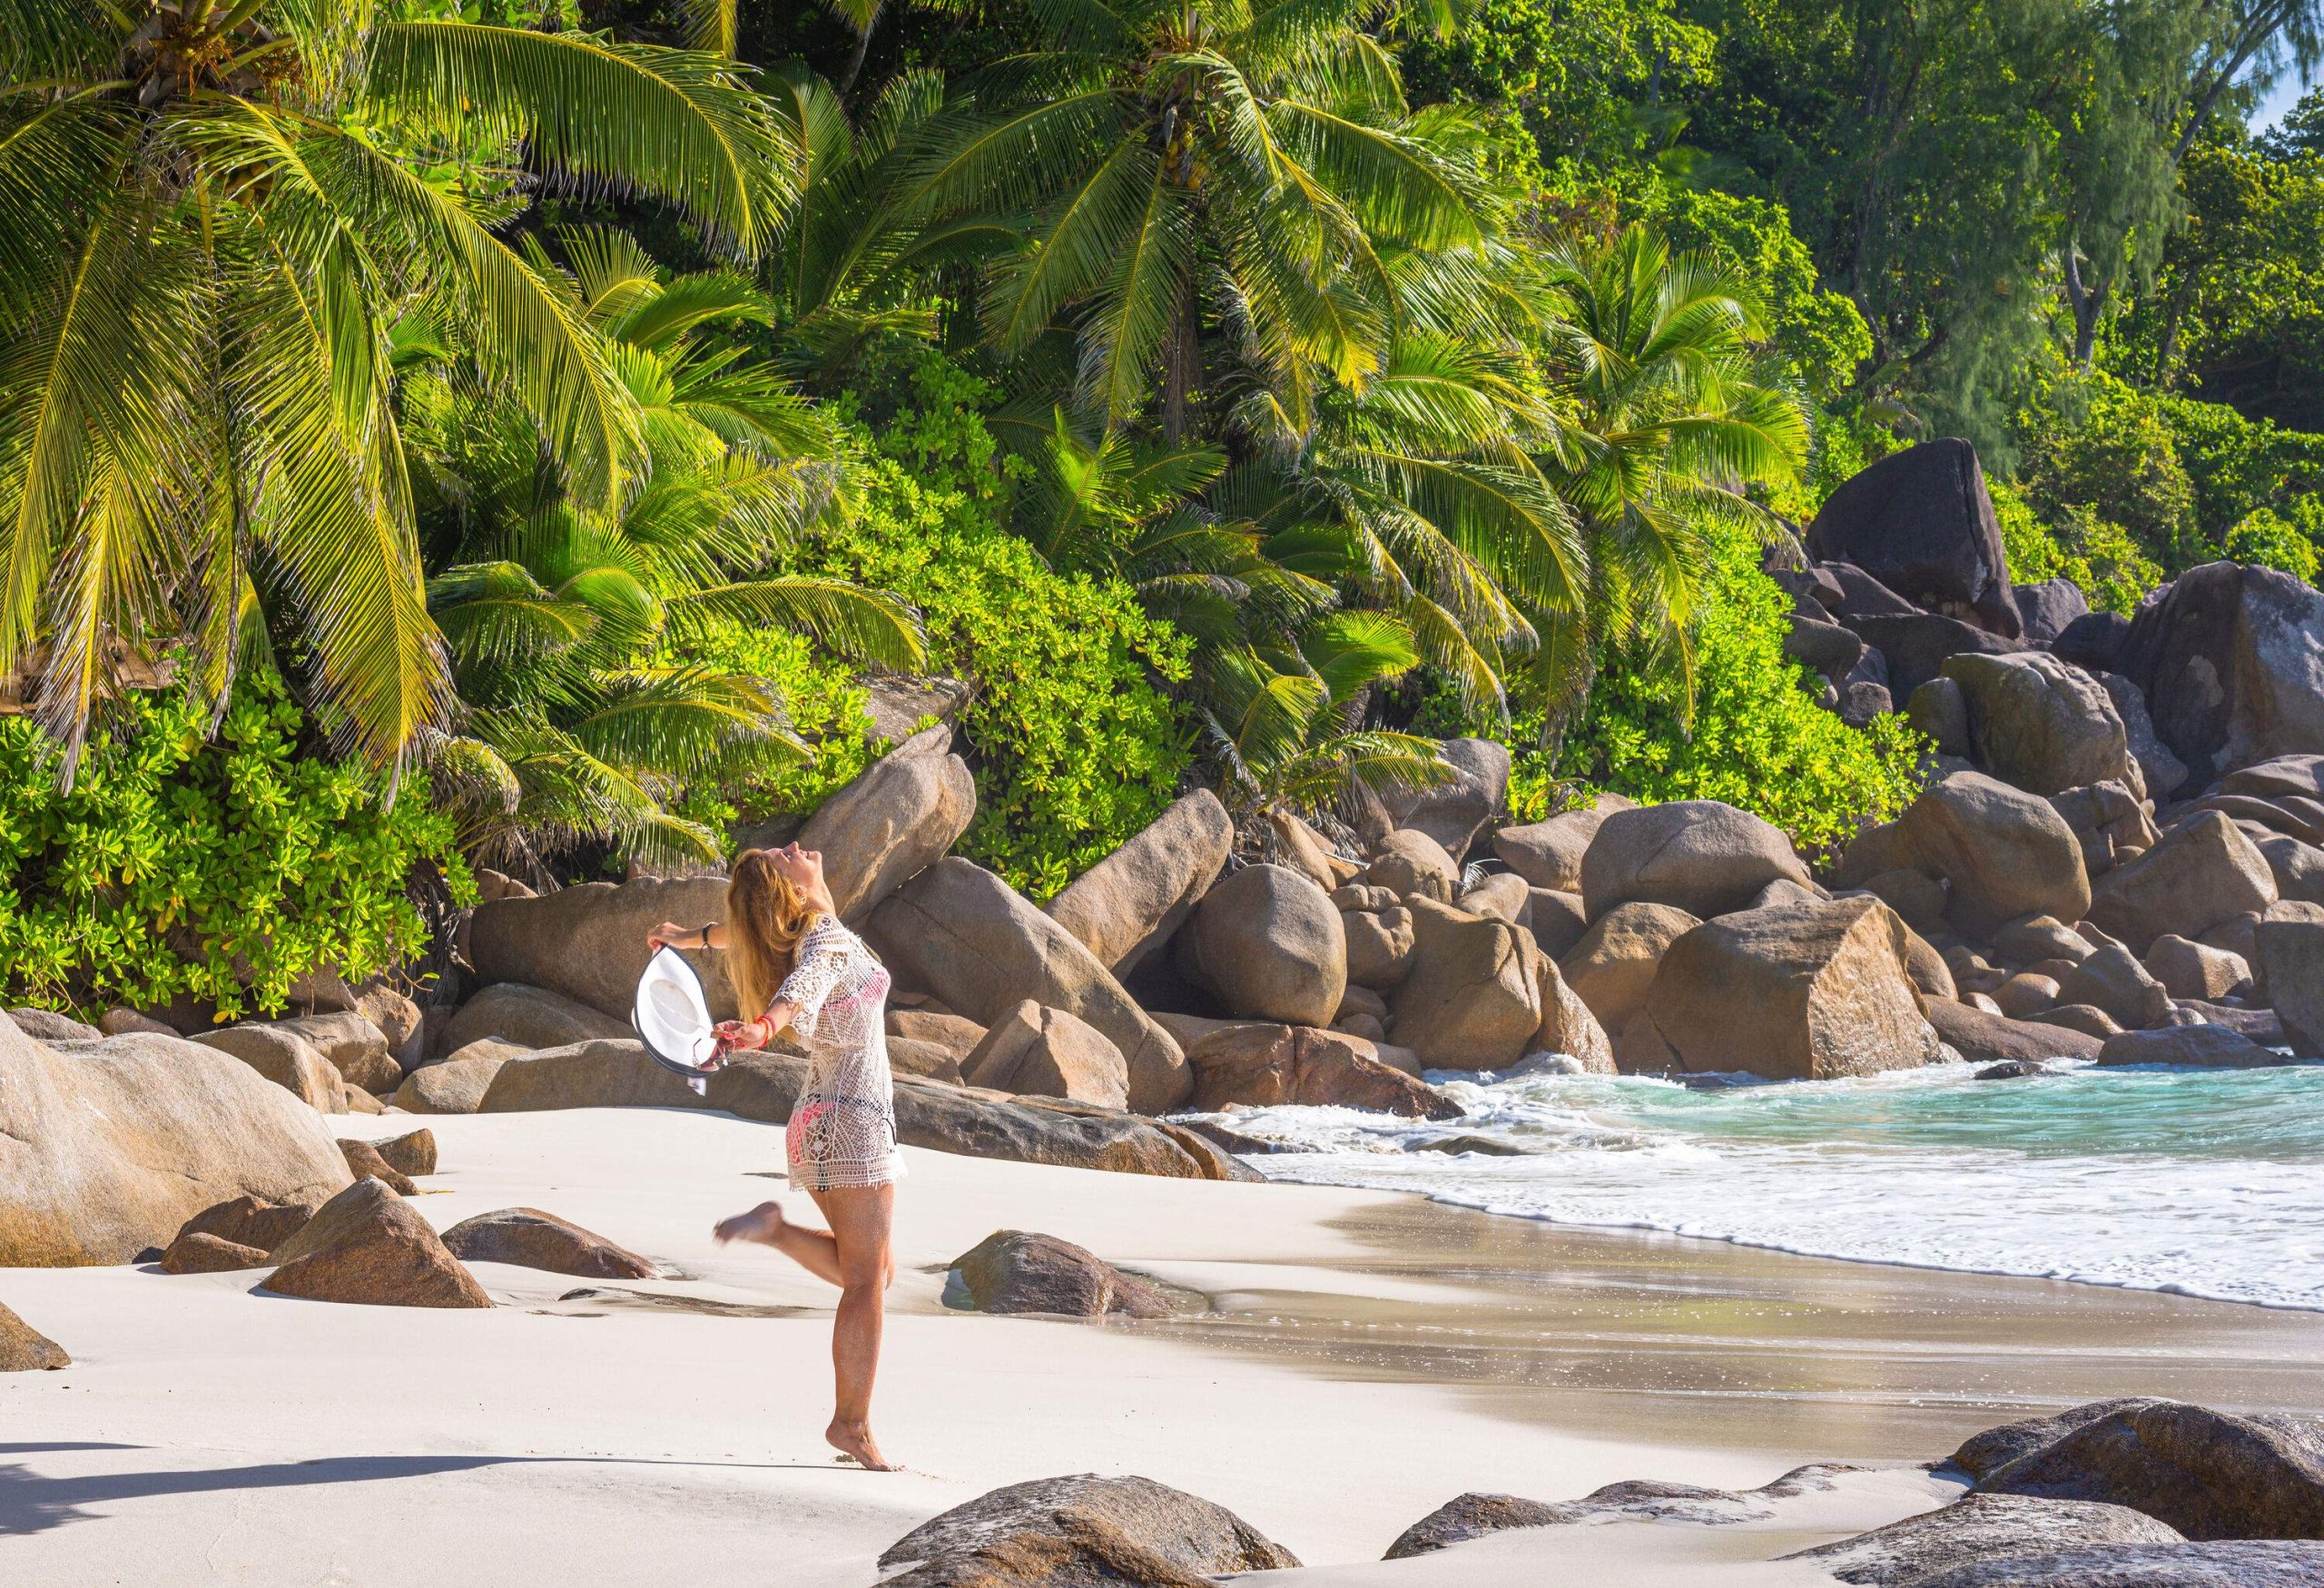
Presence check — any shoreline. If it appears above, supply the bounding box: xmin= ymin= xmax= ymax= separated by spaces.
xmin=6 ymin=1107 xmax=2322 ymax=1583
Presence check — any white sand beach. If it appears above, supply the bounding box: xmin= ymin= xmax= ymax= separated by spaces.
xmin=7 ymin=1105 xmax=2323 ymax=1586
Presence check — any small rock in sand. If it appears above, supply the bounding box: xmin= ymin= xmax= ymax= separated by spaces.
xmin=945 ymin=1230 xmax=1173 ymax=1319
xmin=264 ymin=1179 xmax=491 ymax=1309
xmin=439 ymin=1208 xmax=659 ymax=1279
xmin=160 ymin=1231 xmax=271 ymax=1274
xmin=0 ymin=1300 xmax=69 ymax=1370
xmin=878 ymin=1474 xmax=1298 ymax=1585
xmin=370 ymin=1128 xmax=438 ymax=1179
xmin=336 ymin=1138 xmax=418 ymax=1196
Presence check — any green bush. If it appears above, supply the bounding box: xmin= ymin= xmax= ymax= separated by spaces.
xmin=0 ymin=675 xmax=470 ymax=1022
xmin=2018 ymin=376 xmax=2203 ymax=569
xmin=2222 ymin=508 xmax=2321 ymax=584
xmin=661 ymin=619 xmax=876 ymax=830
xmin=1991 ymin=481 xmax=2160 ymax=616
xmin=1541 ymin=518 xmax=1927 ymax=856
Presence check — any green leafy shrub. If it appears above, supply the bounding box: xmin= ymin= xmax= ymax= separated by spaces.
xmin=1991 ymin=481 xmax=2160 ymax=616
xmin=0 ymin=676 xmax=471 ymax=1022
xmin=2018 ymin=376 xmax=2203 ymax=569
xmin=2222 ymin=508 xmax=2321 ymax=584
xmin=1541 ymin=519 xmax=1927 ymax=856
xmin=791 ymin=452 xmax=1193 ymax=900
xmin=662 ymin=619 xmax=876 ymax=827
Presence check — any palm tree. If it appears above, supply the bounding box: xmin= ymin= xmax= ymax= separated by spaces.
xmin=1527 ymin=223 xmax=1810 ymax=719
xmin=409 ymin=232 xmax=925 ymax=871
xmin=902 ymin=0 xmax=1491 ymax=438
xmin=0 ymin=0 xmax=793 ymax=779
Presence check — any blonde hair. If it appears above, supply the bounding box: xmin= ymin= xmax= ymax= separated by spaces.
xmin=724 ymin=849 xmax=825 ymax=1020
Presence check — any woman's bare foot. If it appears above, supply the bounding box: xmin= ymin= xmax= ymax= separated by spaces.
xmin=826 ymin=1418 xmax=898 ymax=1471
xmin=713 ymin=1201 xmax=786 ymax=1247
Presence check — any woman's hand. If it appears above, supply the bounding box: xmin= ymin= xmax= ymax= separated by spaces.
xmin=714 ymin=1018 xmax=771 ymax=1052
xmin=647 ymin=921 xmax=692 ymax=951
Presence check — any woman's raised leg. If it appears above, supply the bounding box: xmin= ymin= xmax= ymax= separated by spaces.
xmin=713 ymin=1200 xmax=844 ymax=1287
xmin=809 ymin=1183 xmax=897 ymax=1470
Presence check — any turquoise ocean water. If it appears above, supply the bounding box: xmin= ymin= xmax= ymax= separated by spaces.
xmin=1203 ymin=1060 xmax=2324 ymax=1310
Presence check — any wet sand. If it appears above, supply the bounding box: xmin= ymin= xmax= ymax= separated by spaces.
xmin=1137 ymin=1195 xmax=2324 ymax=1462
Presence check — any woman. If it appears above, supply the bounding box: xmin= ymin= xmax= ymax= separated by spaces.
xmin=648 ymin=843 xmax=902 ymax=1471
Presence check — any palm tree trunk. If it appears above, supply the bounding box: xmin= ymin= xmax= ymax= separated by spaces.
xmin=1162 ymin=279 xmax=1196 ymax=441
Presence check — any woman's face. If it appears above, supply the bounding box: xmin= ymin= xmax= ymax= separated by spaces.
xmin=768 ymin=842 xmax=824 ymax=893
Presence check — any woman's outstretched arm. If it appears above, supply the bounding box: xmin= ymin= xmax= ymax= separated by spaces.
xmin=648 ymin=921 xmax=727 ymax=951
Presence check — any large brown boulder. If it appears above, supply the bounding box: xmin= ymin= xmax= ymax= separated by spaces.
xmin=945 ymin=1230 xmax=1172 ymax=1318
xmin=0 ymin=1025 xmax=351 ymax=1267
xmin=1 ymin=1301 xmax=69 ymax=1370
xmin=1846 ymin=611 xmax=2024 ymax=698
xmin=372 ymin=1129 xmax=438 ymax=1179
xmin=338 ymin=1138 xmax=418 ymax=1196
xmin=1974 ymin=1398 xmax=2324 ymax=1541
xmin=1043 ymin=789 xmax=1232 ymax=974
xmin=1363 ymin=827 xmax=1461 ymax=902
xmin=1786 ymin=1493 xmax=2185 ymax=1584
xmin=1493 ymin=807 xmax=1611 ymax=892
xmin=189 ymin=1023 xmax=345 ymax=1111
xmin=478 ymin=1038 xmax=716 ymax=1114
xmin=2256 ymin=903 xmax=2324 ymax=1051
xmin=1341 ymin=904 xmax=1416 ymax=989
xmin=2118 ymin=561 xmax=2324 ymax=787
xmin=390 ymin=1054 xmax=512 ymax=1114
xmin=438 ymin=982 xmax=629 ymax=1056
xmin=2102 ymin=671 xmax=2190 ymax=801
xmin=1369 ymin=737 xmax=1508 ymax=859
xmin=1560 ymin=902 xmax=1699 ymax=1035
xmin=265 ymin=1179 xmax=491 ymax=1308
xmin=877 ymin=1475 xmax=1299 ymax=1585
xmin=2085 ymin=812 xmax=2278 ymax=952
xmin=2097 ymin=1025 xmax=2284 ymax=1069
xmin=1178 ymin=1022 xmax=1459 ymax=1117
xmin=869 ymin=858 xmax=1189 ymax=1112
xmin=1640 ymin=897 xmax=1941 ymax=1080
xmin=159 ymin=1230 xmax=271 ymax=1273
xmin=439 ymin=1208 xmax=659 ymax=1278
xmin=1580 ymin=801 xmax=1812 ymax=922
xmin=6 ymin=1007 xmax=99 ymax=1042
xmin=1174 ymin=863 xmax=1346 ymax=1029
xmin=2056 ymin=944 xmax=2173 ymax=1030
xmin=1386 ymin=898 xmax=1542 ymax=1070
xmin=960 ymin=1001 xmax=1131 ymax=1110
xmin=2050 ymin=779 xmax=2159 ymax=877
xmin=1529 ymin=952 xmax=1613 ymax=1072
xmin=1807 ymin=439 xmax=2020 ymax=636
xmin=1943 ymin=652 xmax=2143 ymax=798
xmin=1926 ymin=1000 xmax=2104 ymax=1064
xmin=1895 ymin=773 xmax=2092 ymax=939
xmin=178 ymin=1194 xmax=318 ymax=1254
xmin=793 ymin=725 xmax=977 ymax=925
xmin=468 ymin=874 xmax=736 ymax=1020
xmin=1456 ymin=871 xmax=1531 ymax=923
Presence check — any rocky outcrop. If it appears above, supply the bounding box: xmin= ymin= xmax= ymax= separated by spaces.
xmin=1386 ymin=1465 xmax=1859 ymax=1560
xmin=1175 ymin=863 xmax=1346 ymax=1030
xmin=1846 ymin=612 xmax=2023 ymax=697
xmin=1530 ymin=952 xmax=1613 ymax=1072
xmin=159 ymin=1230 xmax=271 ymax=1273
xmin=2118 ymin=561 xmax=2324 ymax=787
xmin=1456 ymin=871 xmax=1531 ymax=923
xmin=1941 ymin=652 xmax=2142 ymax=798
xmin=176 ymin=1195 xmax=317 ymax=1255
xmin=1386 ymin=898 xmax=1541 ymax=1070
xmin=2014 ymin=578 xmax=2091 ymax=643
xmin=337 ymin=1138 xmax=418 ymax=1196
xmin=2255 ymin=904 xmax=2324 ymax=1051
xmin=1973 ymin=1398 xmax=2324 ymax=1541
xmin=267 ymin=1011 xmax=398 ymax=1095
xmin=889 ymin=1009 xmax=988 ymax=1060
xmin=265 ymin=1179 xmax=492 ymax=1308
xmin=6 ymin=1007 xmax=99 ymax=1042
xmin=1581 ymin=801 xmax=1814 ymax=922
xmin=1807 ymin=439 xmax=2019 ymax=636
xmin=1493 ymin=806 xmax=1613 ymax=892
xmin=2050 ymin=780 xmax=2158 ymax=877
xmin=372 ymin=1129 xmax=438 ymax=1179
xmin=2056 ymin=944 xmax=2173 ymax=1030
xmin=1 ymin=1024 xmax=351 ymax=1267
xmin=2085 ymin=812 xmax=2278 ymax=952
xmin=0 ymin=1301 xmax=69 ymax=1370
xmin=2102 ymin=672 xmax=2189 ymax=801
xmin=877 ymin=1475 xmax=1299 ymax=1585
xmin=390 ymin=1054 xmax=511 ymax=1115
xmin=1382 ymin=1494 xmax=1571 ymax=1558
xmin=1371 ymin=737 xmax=1509 ymax=859
xmin=1925 ymin=1000 xmax=2105 ymax=1064
xmin=1363 ymin=828 xmax=1461 ymax=902
xmin=189 ymin=1023 xmax=346 ymax=1111
xmin=1561 ymin=902 xmax=1699 ymax=1039
xmin=960 ymin=1001 xmax=1130 ymax=1110
xmin=2097 ymin=1025 xmax=2283 ymax=1069
xmin=1042 ymin=789 xmax=1232 ymax=974
xmin=2144 ymin=935 xmax=2250 ymax=1001
xmin=468 ymin=874 xmax=736 ymax=1021
xmin=438 ymin=982 xmax=629 ymax=1057
xmin=479 ymin=1038 xmax=714 ymax=1114
xmin=1788 ymin=1493 xmax=2185 ymax=1585
xmin=1341 ymin=903 xmax=1416 ymax=989
xmin=793 ymin=725 xmax=977 ymax=924
xmin=869 ymin=859 xmax=1190 ymax=1113
xmin=1177 ymin=1022 xmax=1459 ymax=1117
xmin=1639 ymin=897 xmax=1941 ymax=1080
xmin=944 ymin=1231 xmax=1172 ymax=1318
xmin=1890 ymin=773 xmax=2092 ymax=938
xmin=439 ymin=1208 xmax=659 ymax=1278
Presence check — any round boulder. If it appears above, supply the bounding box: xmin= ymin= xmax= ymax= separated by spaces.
xmin=1177 ymin=864 xmax=1347 ymax=1029
xmin=1580 ymin=802 xmax=1812 ymax=922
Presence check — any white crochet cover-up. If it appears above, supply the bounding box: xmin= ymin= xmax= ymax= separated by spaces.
xmin=776 ymin=915 xmax=905 ymax=1192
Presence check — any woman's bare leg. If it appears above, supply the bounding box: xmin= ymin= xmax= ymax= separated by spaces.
xmin=809 ymin=1183 xmax=897 ymax=1470
xmin=713 ymin=1200 xmax=844 ymax=1288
